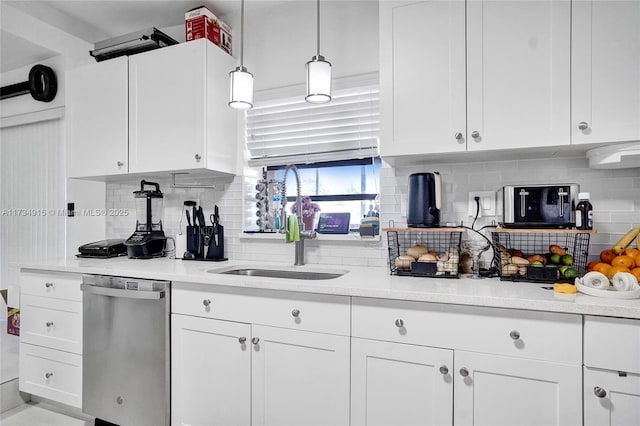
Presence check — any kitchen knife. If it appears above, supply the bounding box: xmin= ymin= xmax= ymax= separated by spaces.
xmin=196 ymin=206 xmax=206 ymax=228
xmin=185 ymin=210 xmax=192 ymax=227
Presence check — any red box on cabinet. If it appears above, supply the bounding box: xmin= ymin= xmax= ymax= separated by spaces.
xmin=185 ymin=6 xmax=232 ymax=55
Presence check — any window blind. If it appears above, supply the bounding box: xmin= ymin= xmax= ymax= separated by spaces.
xmin=246 ymin=81 xmax=379 ymax=167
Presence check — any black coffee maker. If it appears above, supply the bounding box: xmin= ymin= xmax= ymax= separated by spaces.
xmin=125 ymin=180 xmax=167 ymax=258
xmin=407 ymin=172 xmax=442 ymax=227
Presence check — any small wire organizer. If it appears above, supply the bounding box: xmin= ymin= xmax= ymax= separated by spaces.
xmin=491 ymin=227 xmax=594 ymax=283
xmin=386 ymin=227 xmax=464 ymax=278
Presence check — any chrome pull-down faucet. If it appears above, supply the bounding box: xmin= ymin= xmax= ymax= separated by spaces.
xmin=279 ymin=164 xmax=317 ymax=265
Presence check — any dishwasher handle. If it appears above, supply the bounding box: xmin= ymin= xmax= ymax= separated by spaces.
xmin=81 ymin=284 xmax=165 ymax=300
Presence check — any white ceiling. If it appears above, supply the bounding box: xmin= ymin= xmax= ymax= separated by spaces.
xmin=0 ymin=0 xmax=289 ymax=73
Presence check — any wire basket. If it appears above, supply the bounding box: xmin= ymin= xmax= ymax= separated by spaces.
xmin=386 ymin=228 xmax=463 ymax=278
xmin=491 ymin=229 xmax=592 ymax=283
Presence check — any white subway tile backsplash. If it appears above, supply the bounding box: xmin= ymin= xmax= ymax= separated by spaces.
xmin=104 ymin=156 xmax=640 ymax=267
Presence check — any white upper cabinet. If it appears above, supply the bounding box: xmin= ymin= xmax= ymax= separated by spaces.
xmin=66 ymin=56 xmax=128 ymax=178
xmin=128 ymin=39 xmax=237 ymax=175
xmin=572 ymin=0 xmax=640 ymax=145
xmin=466 ymin=0 xmax=571 ymax=151
xmin=380 ymin=0 xmax=466 ymax=156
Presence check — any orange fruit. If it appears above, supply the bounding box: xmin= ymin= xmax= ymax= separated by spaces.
xmin=631 ymin=268 xmax=640 ymax=282
xmin=623 ymin=248 xmax=640 ymax=260
xmin=587 ymin=260 xmax=601 ymax=272
xmin=607 ymin=265 xmax=631 ymax=279
xmin=600 ymin=249 xmax=617 ymax=264
xmin=593 ymin=263 xmax=612 ymax=276
xmin=612 ymin=255 xmax=635 ymax=269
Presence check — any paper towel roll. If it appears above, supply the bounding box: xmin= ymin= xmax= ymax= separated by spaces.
xmin=175 ymin=234 xmax=186 ymax=259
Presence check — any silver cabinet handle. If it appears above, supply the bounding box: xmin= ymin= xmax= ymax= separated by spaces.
xmin=471 ymin=131 xmax=480 ymax=139
xmin=439 ymin=366 xmax=449 ymax=375
xmin=509 ymin=330 xmax=520 ymax=340
xmin=578 ymin=122 xmax=589 ymax=130
xmin=594 ymin=387 xmax=607 ymax=398
xmin=238 ymin=337 xmax=247 ymax=344
xmin=45 ymin=372 xmax=53 ymax=379
xmin=195 ymin=154 xmax=202 ymax=161
xmin=45 ymin=282 xmax=54 ymax=288
xmin=251 ymin=337 xmax=260 ymax=345
xmin=459 ymin=367 xmax=469 ymax=377
xmin=291 ymin=309 xmax=300 ymax=317
xmin=454 ymin=132 xmax=463 ymax=141
xmin=395 ymin=319 xmax=404 ymax=328
xmin=202 ymin=299 xmax=211 ymax=307
xmin=117 ymin=161 xmax=124 ymax=167
xmin=46 ymin=321 xmax=54 ymax=327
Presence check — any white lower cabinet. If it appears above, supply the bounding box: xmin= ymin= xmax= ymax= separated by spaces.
xmin=251 ymin=325 xmax=350 ymax=426
xmin=19 ymin=271 xmax=83 ymax=408
xmin=454 ymin=351 xmax=582 ymax=426
xmin=171 ymin=285 xmax=351 ymax=426
xmin=351 ymin=338 xmax=453 ymax=426
xmin=351 ymin=297 xmax=583 ymax=426
xmin=584 ymin=367 xmax=640 ymax=426
xmin=171 ymin=314 xmax=251 ymax=426
xmin=583 ymin=316 xmax=640 ymax=426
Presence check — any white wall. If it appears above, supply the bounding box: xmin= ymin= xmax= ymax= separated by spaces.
xmin=224 ymin=0 xmax=379 ymax=91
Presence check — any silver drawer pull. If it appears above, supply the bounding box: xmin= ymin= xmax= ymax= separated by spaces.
xmin=439 ymin=366 xmax=449 ymax=375
xmin=45 ymin=282 xmax=54 ymax=288
xmin=45 ymin=372 xmax=54 ymax=379
xmin=594 ymin=386 xmax=607 ymax=398
xmin=395 ymin=319 xmax=404 ymax=328
xmin=251 ymin=337 xmax=260 ymax=345
xmin=291 ymin=309 xmax=300 ymax=318
xmin=578 ymin=122 xmax=589 ymax=131
xmin=459 ymin=367 xmax=469 ymax=377
xmin=46 ymin=321 xmax=54 ymax=327
xmin=202 ymin=299 xmax=211 ymax=307
xmin=238 ymin=337 xmax=247 ymax=344
xmin=509 ymin=330 xmax=520 ymax=340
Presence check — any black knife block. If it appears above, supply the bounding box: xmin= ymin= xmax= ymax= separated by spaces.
xmin=185 ymin=225 xmax=226 ymax=261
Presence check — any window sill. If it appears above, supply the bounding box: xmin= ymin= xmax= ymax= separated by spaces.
xmin=239 ymin=232 xmax=381 ymax=243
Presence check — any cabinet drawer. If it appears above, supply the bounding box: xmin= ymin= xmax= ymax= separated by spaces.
xmin=352 ymin=298 xmax=581 ymax=364
xmin=21 ymin=295 xmax=82 ymax=354
xmin=584 ymin=316 xmax=640 ymax=374
xmin=172 ymin=285 xmax=350 ymax=336
xmin=21 ymin=271 xmax=82 ymax=301
xmin=19 ymin=343 xmax=82 ymax=408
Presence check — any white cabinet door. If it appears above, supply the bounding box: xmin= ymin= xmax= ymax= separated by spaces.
xmin=129 ymin=42 xmax=207 ymax=173
xmin=66 ymin=56 xmax=128 ymax=177
xmin=251 ymin=325 xmax=350 ymax=426
xmin=171 ymin=314 xmax=251 ymax=426
xmin=572 ymin=0 xmax=640 ymax=144
xmin=379 ymin=0 xmax=466 ymax=156
xmin=584 ymin=367 xmax=640 ymax=426
xmin=466 ymin=0 xmax=571 ymax=151
xmin=351 ymin=338 xmax=453 ymax=426
xmin=454 ymin=351 xmax=582 ymax=426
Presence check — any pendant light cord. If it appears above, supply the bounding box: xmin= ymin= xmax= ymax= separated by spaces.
xmin=316 ymin=0 xmax=320 ymax=56
xmin=240 ymin=0 xmax=245 ymax=67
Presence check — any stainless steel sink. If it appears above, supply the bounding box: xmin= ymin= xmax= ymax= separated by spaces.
xmin=212 ymin=268 xmax=345 ymax=280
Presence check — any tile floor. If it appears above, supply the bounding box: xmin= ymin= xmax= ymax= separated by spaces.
xmin=0 ymin=402 xmax=92 ymax=426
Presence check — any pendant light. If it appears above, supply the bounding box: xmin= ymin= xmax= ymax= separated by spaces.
xmin=305 ymin=0 xmax=331 ymax=104
xmin=229 ymin=0 xmax=253 ymax=110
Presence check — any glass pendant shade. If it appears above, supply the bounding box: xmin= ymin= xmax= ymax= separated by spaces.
xmin=229 ymin=66 xmax=254 ymax=110
xmin=305 ymin=55 xmax=331 ymax=104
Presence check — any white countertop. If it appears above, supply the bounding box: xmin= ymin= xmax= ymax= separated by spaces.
xmin=19 ymin=257 xmax=640 ymax=319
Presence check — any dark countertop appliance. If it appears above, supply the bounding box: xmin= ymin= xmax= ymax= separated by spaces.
xmin=125 ymin=180 xmax=167 ymax=258
xmin=407 ymin=172 xmax=442 ymax=228
xmin=77 ymin=239 xmax=126 ymax=258
xmin=497 ymin=184 xmax=580 ymax=228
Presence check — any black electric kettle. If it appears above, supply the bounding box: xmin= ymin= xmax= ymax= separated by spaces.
xmin=407 ymin=172 xmax=442 ymax=227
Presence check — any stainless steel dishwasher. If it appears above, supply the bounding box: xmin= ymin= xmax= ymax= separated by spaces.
xmin=81 ymin=275 xmax=170 ymax=426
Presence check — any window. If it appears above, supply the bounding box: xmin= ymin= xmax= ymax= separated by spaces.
xmin=269 ymin=158 xmax=380 ymax=229
xmin=245 ymin=75 xmax=380 ymax=233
